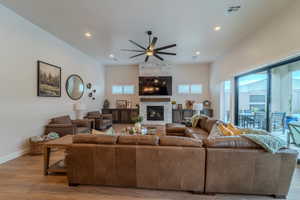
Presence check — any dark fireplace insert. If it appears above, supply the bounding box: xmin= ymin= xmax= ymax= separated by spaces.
xmin=147 ymin=106 xmax=164 ymax=121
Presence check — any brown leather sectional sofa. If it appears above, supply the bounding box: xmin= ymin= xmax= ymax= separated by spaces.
xmin=66 ymin=134 xmax=205 ymax=193
xmin=66 ymin=117 xmax=298 ymax=198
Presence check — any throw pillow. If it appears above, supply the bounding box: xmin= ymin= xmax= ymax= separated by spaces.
xmin=92 ymin=127 xmax=115 ymax=135
xmin=92 ymin=129 xmax=105 ymax=135
xmin=218 ymin=124 xmax=234 ymax=136
xmin=208 ymin=124 xmax=223 ymax=139
xmin=227 ymin=123 xmax=243 ymax=135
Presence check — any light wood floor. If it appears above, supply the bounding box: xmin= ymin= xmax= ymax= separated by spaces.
xmin=0 ymin=150 xmax=298 ymax=200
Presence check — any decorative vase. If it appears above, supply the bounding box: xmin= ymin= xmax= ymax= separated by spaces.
xmin=134 ymin=122 xmax=142 ymax=132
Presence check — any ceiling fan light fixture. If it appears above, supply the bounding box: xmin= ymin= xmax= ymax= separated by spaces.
xmin=146 ymin=50 xmax=154 ymax=56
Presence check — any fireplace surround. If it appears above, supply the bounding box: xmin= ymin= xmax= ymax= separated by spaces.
xmin=147 ymin=106 xmax=164 ymax=121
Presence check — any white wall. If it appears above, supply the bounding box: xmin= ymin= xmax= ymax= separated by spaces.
xmin=0 ymin=5 xmax=105 ymax=161
xmin=210 ymin=2 xmax=300 ymax=119
xmin=105 ymin=63 xmax=210 ymax=108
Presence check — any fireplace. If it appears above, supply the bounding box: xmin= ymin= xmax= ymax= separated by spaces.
xmin=147 ymin=106 xmax=164 ymax=121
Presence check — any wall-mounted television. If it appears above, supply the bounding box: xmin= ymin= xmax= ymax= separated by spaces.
xmin=139 ymin=76 xmax=172 ymax=96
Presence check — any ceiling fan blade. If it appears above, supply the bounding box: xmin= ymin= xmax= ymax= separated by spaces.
xmin=129 ymin=40 xmax=146 ymax=50
xmin=155 ymin=44 xmax=176 ymax=51
xmin=150 ymin=37 xmax=158 ymax=49
xmin=145 ymin=56 xmax=149 ymax=62
xmin=120 ymin=49 xmax=145 ymax=52
xmin=154 ymin=54 xmax=164 ymax=61
xmin=130 ymin=52 xmax=145 ymax=59
xmin=156 ymin=51 xmax=176 ymax=55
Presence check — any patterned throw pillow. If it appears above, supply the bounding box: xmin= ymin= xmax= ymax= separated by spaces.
xmin=218 ymin=124 xmax=234 ymax=136
xmin=227 ymin=123 xmax=243 ymax=135
xmin=208 ymin=124 xmax=223 ymax=138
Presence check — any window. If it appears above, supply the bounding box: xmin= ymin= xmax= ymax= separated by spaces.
xmin=177 ymin=84 xmax=202 ymax=94
xmin=112 ymin=85 xmax=135 ymax=94
xmin=178 ymin=85 xmax=189 ymax=94
xmin=112 ymin=85 xmax=123 ymax=94
xmin=123 ymin=85 xmax=134 ymax=94
xmin=191 ymin=84 xmax=202 ymax=94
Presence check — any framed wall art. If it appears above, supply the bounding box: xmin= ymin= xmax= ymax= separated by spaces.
xmin=37 ymin=60 xmax=61 ymax=97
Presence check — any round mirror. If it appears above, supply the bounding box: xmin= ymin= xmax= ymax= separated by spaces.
xmin=66 ymin=74 xmax=84 ymax=100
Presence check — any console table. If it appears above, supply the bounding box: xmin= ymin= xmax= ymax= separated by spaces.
xmin=43 ymin=135 xmax=73 ymax=175
xmin=102 ymin=108 xmax=139 ymax=124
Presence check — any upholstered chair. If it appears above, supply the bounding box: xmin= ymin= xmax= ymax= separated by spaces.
xmin=44 ymin=115 xmax=92 ymax=137
xmin=85 ymin=111 xmax=113 ymax=130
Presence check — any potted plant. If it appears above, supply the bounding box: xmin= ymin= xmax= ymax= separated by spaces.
xmin=132 ymin=116 xmax=143 ymax=131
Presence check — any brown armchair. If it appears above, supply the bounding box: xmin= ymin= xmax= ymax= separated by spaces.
xmin=45 ymin=115 xmax=92 ymax=137
xmin=85 ymin=111 xmax=113 ymax=130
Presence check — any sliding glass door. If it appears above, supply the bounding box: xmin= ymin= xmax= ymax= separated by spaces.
xmin=236 ymin=71 xmax=269 ymax=129
xmin=235 ymin=58 xmax=300 ymax=162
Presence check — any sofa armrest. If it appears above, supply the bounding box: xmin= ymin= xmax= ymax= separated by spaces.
xmin=44 ymin=124 xmax=76 ymax=136
xmin=72 ymin=119 xmax=93 ymax=128
xmin=46 ymin=124 xmax=75 ymax=128
xmin=101 ymin=114 xmax=112 ymax=120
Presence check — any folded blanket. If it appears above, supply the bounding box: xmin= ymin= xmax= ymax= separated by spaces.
xmin=241 ymin=134 xmax=287 ymax=153
xmin=191 ymin=114 xmax=201 ymax=128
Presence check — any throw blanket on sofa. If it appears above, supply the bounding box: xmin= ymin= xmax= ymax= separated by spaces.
xmin=191 ymin=114 xmax=201 ymax=128
xmin=241 ymin=133 xmax=287 ymax=154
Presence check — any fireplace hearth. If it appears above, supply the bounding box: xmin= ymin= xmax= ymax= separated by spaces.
xmin=147 ymin=106 xmax=164 ymax=121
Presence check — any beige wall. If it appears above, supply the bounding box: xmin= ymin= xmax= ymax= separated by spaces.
xmin=105 ymin=63 xmax=210 ymax=108
xmin=105 ymin=65 xmax=140 ymax=108
xmin=0 ymin=5 xmax=105 ymax=162
xmin=210 ymin=2 xmax=300 ymax=120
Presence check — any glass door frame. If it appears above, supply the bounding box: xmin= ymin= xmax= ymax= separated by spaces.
xmin=234 ymin=55 xmax=300 ymax=132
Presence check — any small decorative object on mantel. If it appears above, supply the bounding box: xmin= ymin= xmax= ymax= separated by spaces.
xmin=185 ymin=100 xmax=195 ymax=110
xmin=203 ymin=100 xmax=211 ymax=108
xmin=103 ymin=99 xmax=110 ymax=109
xmin=116 ymin=100 xmax=128 ymax=108
xmin=37 ymin=60 xmax=61 ymax=97
xmin=177 ymin=104 xmax=183 ymax=110
xmin=171 ymin=100 xmax=177 ymax=109
xmin=127 ymin=101 xmax=132 ymax=108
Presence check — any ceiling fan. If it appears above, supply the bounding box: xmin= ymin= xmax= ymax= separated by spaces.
xmin=121 ymin=31 xmax=176 ymax=62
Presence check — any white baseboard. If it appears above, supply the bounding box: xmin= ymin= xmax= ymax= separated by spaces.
xmin=0 ymin=148 xmax=29 ymax=165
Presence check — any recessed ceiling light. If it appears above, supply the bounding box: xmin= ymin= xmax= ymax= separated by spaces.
xmin=214 ymin=26 xmax=221 ymax=31
xmin=109 ymin=54 xmax=115 ymax=58
xmin=85 ymin=32 xmax=92 ymax=38
xmin=196 ymin=51 xmax=201 ymax=55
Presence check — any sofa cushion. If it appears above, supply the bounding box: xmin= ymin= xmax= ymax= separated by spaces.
xmin=185 ymin=128 xmax=209 ymax=140
xmin=203 ymin=136 xmax=261 ymax=149
xmin=166 ymin=123 xmax=186 ymax=133
xmin=77 ymin=127 xmax=90 ymax=133
xmin=159 ymin=136 xmax=202 ymax=147
xmin=52 ymin=115 xmax=72 ymax=125
xmin=73 ymin=134 xmax=118 ymax=144
xmin=118 ymin=135 xmax=159 ymax=145
xmin=87 ymin=111 xmax=101 ymax=118
xmin=204 ymin=119 xmax=218 ymax=132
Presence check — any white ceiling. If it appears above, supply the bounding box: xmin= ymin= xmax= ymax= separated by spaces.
xmin=0 ymin=0 xmax=294 ymax=65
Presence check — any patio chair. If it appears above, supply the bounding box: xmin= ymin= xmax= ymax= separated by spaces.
xmin=287 ymin=122 xmax=300 ymax=147
xmin=271 ymin=112 xmax=286 ymax=132
xmin=254 ymin=112 xmax=266 ymax=129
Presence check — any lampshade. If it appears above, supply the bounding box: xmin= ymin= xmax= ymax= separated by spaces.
xmin=74 ymin=103 xmax=86 ymax=111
